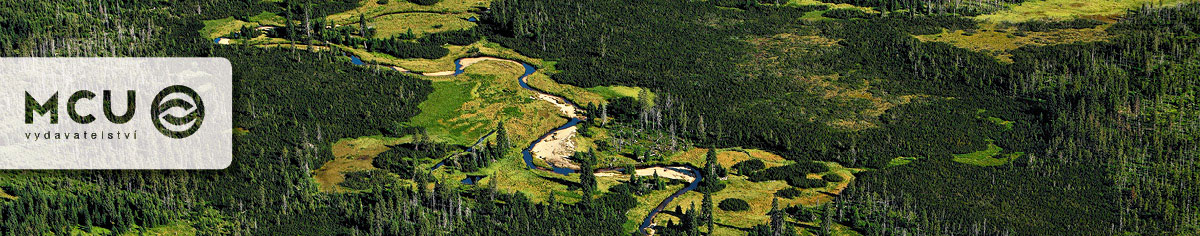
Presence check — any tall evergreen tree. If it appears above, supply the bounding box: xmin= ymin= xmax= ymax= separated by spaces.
xmin=703 ymin=191 xmax=714 ymax=233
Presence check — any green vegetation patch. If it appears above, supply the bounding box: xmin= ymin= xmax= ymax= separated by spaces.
xmin=404 ymin=80 xmax=481 ymax=145
xmin=951 ymin=140 xmax=1014 ymax=166
xmin=247 ymin=11 xmax=287 ymax=26
xmin=718 ymin=198 xmax=750 ymax=211
xmin=200 ymin=17 xmax=251 ymax=39
xmin=370 ymin=12 xmax=477 ymax=38
xmin=585 ymin=85 xmax=655 ymax=102
xmin=976 ymin=0 xmax=1193 ymax=23
xmin=0 ymin=188 xmax=15 ymax=200
xmin=888 ymin=156 xmax=920 ymax=167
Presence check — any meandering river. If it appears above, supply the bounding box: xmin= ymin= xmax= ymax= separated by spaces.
xmin=352 ymin=54 xmax=701 ymax=235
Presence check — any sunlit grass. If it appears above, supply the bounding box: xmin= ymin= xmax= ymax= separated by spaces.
xmin=404 ymin=60 xmax=563 ymax=146
xmin=914 ymin=23 xmax=1111 ymax=63
xmin=200 ymin=17 xmax=251 ymax=39
xmin=368 ymin=12 xmax=477 ymax=38
xmin=888 ymin=156 xmax=920 ymax=167
xmin=952 ymin=140 xmax=1017 ymax=166
xmin=524 ymin=72 xmax=609 ymax=106
xmin=668 ymin=148 xmax=791 ymax=168
xmin=334 ymin=39 xmax=543 ymax=73
xmin=646 ymin=161 xmax=860 ymax=232
xmin=786 ymin=0 xmax=877 ymax=13
xmin=325 ymin=0 xmax=491 ymax=24
xmin=248 ymin=11 xmax=287 ymax=26
xmin=976 ymin=0 xmax=1192 ymax=23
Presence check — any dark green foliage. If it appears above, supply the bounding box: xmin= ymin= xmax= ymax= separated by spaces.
xmin=822 ymin=8 xmax=875 ymax=20
xmin=409 ymin=0 xmax=441 ymax=6
xmin=718 ymin=198 xmax=750 ymax=211
xmin=748 ymin=161 xmax=828 ymax=182
xmin=422 ymin=29 xmax=481 ymax=46
xmin=367 ymin=37 xmax=450 ymax=59
xmin=731 ymin=159 xmax=765 ymax=175
xmin=698 ymin=148 xmax=726 ymax=193
xmin=786 ymin=176 xmax=826 ymax=189
xmin=821 ymin=173 xmax=844 ymax=182
xmin=604 ymin=97 xmax=640 ymax=122
xmin=340 ymin=170 xmax=397 ymax=189
xmin=774 ymin=188 xmax=803 ymax=199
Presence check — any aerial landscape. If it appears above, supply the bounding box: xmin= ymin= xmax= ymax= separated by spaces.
xmin=0 ymin=0 xmax=1198 ymax=235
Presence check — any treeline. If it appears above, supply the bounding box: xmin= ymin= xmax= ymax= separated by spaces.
xmin=363 ymin=29 xmax=479 ymax=59
xmin=0 ymin=179 xmax=177 ymax=234
xmin=186 ymin=0 xmax=360 ymax=21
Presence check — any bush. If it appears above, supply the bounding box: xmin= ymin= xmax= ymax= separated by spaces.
xmin=377 ymin=0 xmax=389 ymax=4
xmin=732 ymin=159 xmax=765 ymax=175
xmin=748 ymin=161 xmax=829 ymax=182
xmin=339 ymin=170 xmax=396 ymax=190
xmin=719 ymin=198 xmax=750 ymax=211
xmin=775 ymin=188 xmax=804 ymax=199
xmin=409 ymin=0 xmax=440 ymax=6
xmin=822 ymin=173 xmax=845 ymax=182
xmin=786 ymin=176 xmax=827 ymax=189
xmin=822 ymin=8 xmax=875 ymax=20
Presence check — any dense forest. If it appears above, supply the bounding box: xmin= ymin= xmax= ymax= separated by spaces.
xmin=483 ymin=0 xmax=1199 ymax=234
xmin=0 ymin=0 xmax=1196 ymax=235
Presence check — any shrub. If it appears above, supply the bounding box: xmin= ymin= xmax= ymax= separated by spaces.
xmin=719 ymin=198 xmax=750 ymax=211
xmin=339 ymin=170 xmax=396 ymax=190
xmin=786 ymin=176 xmax=827 ymax=189
xmin=748 ymin=161 xmax=829 ymax=182
xmin=732 ymin=159 xmax=765 ymax=175
xmin=409 ymin=0 xmax=440 ymax=6
xmin=377 ymin=0 xmax=389 ymax=4
xmin=822 ymin=173 xmax=845 ymax=182
xmin=775 ymin=188 xmax=804 ymax=199
xmin=823 ymin=8 xmax=875 ymax=20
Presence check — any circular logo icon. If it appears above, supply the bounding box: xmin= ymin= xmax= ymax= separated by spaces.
xmin=151 ymin=85 xmax=205 ymax=138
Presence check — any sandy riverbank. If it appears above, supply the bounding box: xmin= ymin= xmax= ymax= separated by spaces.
xmin=596 ymin=166 xmax=697 ymax=182
xmin=530 ymin=126 xmax=579 ymax=169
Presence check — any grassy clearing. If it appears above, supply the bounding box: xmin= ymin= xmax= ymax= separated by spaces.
xmin=247 ymin=11 xmax=287 ymax=26
xmin=524 ymin=72 xmax=609 ymax=106
xmin=914 ymin=23 xmax=1111 ymax=63
xmin=644 ymin=161 xmax=860 ymax=232
xmin=404 ymin=80 xmax=481 ymax=145
xmin=439 ymin=152 xmax=581 ymax=204
xmin=787 ymin=0 xmax=877 ymax=13
xmin=325 ymin=0 xmax=490 ymax=24
xmin=668 ymin=148 xmax=791 ymax=168
xmin=315 ymin=136 xmax=412 ymax=193
xmin=584 ymin=85 xmax=656 ymax=104
xmin=403 ymin=60 xmax=563 ymax=146
xmin=976 ymin=0 xmax=1192 ymax=23
xmin=952 ymin=140 xmax=1016 ymax=166
xmin=335 ymin=39 xmax=542 ymax=72
xmin=200 ymin=11 xmax=288 ymax=39
xmin=369 ymin=12 xmax=477 ymax=38
xmin=200 ymin=17 xmax=251 ymax=39
xmin=888 ymin=156 xmax=920 ymax=167
xmin=986 ymin=116 xmax=1015 ymax=130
